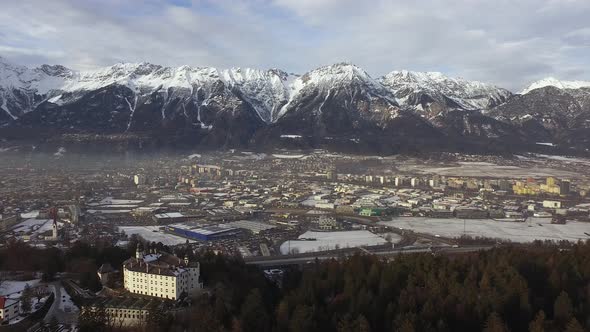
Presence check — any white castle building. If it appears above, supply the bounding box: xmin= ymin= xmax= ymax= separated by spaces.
xmin=123 ymin=245 xmax=202 ymax=300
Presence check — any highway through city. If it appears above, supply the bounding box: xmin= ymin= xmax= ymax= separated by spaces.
xmin=244 ymin=245 xmax=494 ymax=267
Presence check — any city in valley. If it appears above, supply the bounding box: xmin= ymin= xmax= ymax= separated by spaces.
xmin=1 ymin=149 xmax=590 ymax=330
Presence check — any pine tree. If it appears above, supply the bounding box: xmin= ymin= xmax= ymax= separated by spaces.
xmin=528 ymin=310 xmax=545 ymax=332
xmin=240 ymin=288 xmax=270 ymax=332
xmin=565 ymin=318 xmax=585 ymax=332
xmin=20 ymin=284 xmax=33 ymax=313
xmin=289 ymin=305 xmax=316 ymax=332
xmin=276 ymin=299 xmax=290 ymax=332
xmin=354 ymin=314 xmax=371 ymax=332
xmin=399 ymin=318 xmax=415 ymax=332
xmin=554 ymin=291 xmax=573 ymax=325
xmin=483 ymin=312 xmax=509 ymax=332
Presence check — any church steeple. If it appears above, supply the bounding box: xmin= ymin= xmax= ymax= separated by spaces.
xmin=52 ymin=219 xmax=58 ymax=240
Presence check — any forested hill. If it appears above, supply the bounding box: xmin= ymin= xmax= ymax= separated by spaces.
xmin=176 ymin=243 xmax=590 ymax=332
xmin=2 ymin=240 xmax=590 ymax=331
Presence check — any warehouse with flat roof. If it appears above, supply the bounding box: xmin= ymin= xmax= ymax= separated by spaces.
xmin=164 ymin=223 xmax=240 ymax=241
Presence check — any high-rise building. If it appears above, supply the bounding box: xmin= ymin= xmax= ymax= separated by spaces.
xmin=429 ymin=175 xmax=440 ymax=188
xmin=499 ymin=180 xmax=511 ymax=192
xmin=134 ymin=174 xmax=146 ymax=186
xmin=326 ymin=170 xmax=337 ymax=181
xmin=68 ymin=204 xmax=82 ymax=224
xmin=560 ymin=180 xmax=571 ymax=195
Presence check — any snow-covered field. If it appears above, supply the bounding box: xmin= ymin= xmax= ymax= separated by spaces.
xmin=415 ymin=162 xmax=578 ymax=178
xmin=280 ymin=230 xmax=390 ymax=254
xmin=0 ymin=279 xmax=41 ymax=297
xmin=118 ymin=226 xmax=195 ymax=246
xmin=378 ymin=217 xmax=590 ymax=243
xmin=272 ymin=154 xmax=305 ymax=159
xmin=97 ymin=197 xmax=144 ymax=205
xmin=535 ymin=154 xmax=590 ymax=166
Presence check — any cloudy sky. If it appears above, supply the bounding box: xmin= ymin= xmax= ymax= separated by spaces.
xmin=1 ymin=0 xmax=589 ymax=90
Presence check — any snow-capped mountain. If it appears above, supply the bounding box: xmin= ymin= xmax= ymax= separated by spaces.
xmin=1 ymin=56 xmax=590 ymax=154
xmin=489 ymin=80 xmax=590 ymax=148
xmin=276 ymin=63 xmax=402 ymax=131
xmin=380 ymin=70 xmax=512 ymax=117
xmin=521 ymin=77 xmax=590 ymax=94
xmin=0 ymin=58 xmax=300 ymax=124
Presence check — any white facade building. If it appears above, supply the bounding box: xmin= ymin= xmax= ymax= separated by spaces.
xmin=81 ymin=297 xmax=163 ymax=327
xmin=542 ymin=200 xmax=562 ymax=209
xmin=0 ymin=297 xmax=19 ymax=323
xmin=123 ymin=246 xmax=202 ymax=300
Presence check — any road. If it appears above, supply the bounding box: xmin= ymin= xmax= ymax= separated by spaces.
xmin=245 ymin=245 xmax=494 ymax=267
xmin=43 ymin=282 xmax=78 ymax=327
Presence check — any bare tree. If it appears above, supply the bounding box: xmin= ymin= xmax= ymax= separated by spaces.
xmin=34 ymin=285 xmax=49 ymax=303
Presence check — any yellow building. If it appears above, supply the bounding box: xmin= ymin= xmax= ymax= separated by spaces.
xmin=513 ymin=181 xmax=541 ymax=195
xmin=540 ymin=183 xmax=561 ymax=195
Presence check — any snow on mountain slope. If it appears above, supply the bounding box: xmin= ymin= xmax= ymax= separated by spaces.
xmin=0 ymin=57 xmax=298 ymax=123
xmin=276 ymin=63 xmax=398 ymax=118
xmin=272 ymin=63 xmax=407 ymax=137
xmin=380 ymin=70 xmax=512 ymax=112
xmin=521 ymin=77 xmax=590 ymax=94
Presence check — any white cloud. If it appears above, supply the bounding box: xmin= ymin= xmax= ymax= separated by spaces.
xmin=0 ymin=0 xmax=588 ymax=91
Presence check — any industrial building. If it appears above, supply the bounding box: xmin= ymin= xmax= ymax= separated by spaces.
xmin=164 ymin=223 xmax=240 ymax=241
xmin=152 ymin=212 xmax=190 ymax=224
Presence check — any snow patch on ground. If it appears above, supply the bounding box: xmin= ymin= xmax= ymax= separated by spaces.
xmin=280 ymin=230 xmax=388 ymax=254
xmin=0 ymin=280 xmax=41 ymax=297
xmin=187 ymin=153 xmax=201 ymax=160
xmin=379 ymin=217 xmax=590 ymax=243
xmin=58 ymin=286 xmax=79 ymax=313
xmin=20 ymin=211 xmax=40 ymax=219
xmin=54 ymin=147 xmax=66 ymax=157
xmin=272 ymin=154 xmax=304 ymax=159
xmin=118 ymin=226 xmax=195 ymax=246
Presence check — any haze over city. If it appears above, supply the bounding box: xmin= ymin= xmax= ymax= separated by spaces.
xmin=1 ymin=1 xmax=590 ymax=331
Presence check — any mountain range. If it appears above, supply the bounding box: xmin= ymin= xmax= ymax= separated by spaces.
xmin=1 ymin=56 xmax=589 ymax=154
